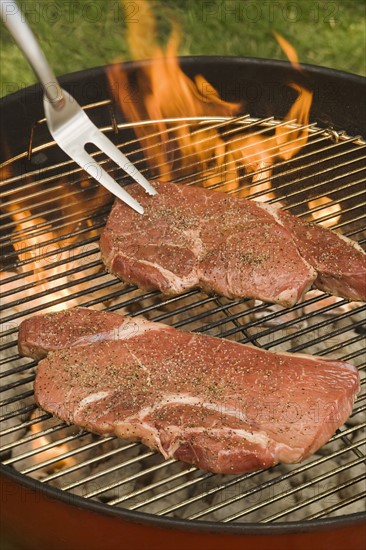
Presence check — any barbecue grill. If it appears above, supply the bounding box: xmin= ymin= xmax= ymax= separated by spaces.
xmin=0 ymin=57 xmax=365 ymax=550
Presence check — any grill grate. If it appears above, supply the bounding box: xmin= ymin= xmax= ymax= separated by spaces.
xmin=0 ymin=107 xmax=365 ymax=524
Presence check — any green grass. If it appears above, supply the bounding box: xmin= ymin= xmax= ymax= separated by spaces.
xmin=0 ymin=0 xmax=365 ymax=97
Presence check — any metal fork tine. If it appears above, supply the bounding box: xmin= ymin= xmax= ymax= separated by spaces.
xmin=74 ymin=148 xmax=145 ymax=214
xmin=90 ymin=130 xmax=157 ymax=196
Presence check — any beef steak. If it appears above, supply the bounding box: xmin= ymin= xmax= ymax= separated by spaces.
xmin=100 ymin=181 xmax=366 ymax=306
xmin=20 ymin=308 xmax=360 ymax=474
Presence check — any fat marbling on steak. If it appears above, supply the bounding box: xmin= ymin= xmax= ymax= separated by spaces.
xmin=20 ymin=308 xmax=360 ymax=474
xmin=100 ymin=181 xmax=366 ymax=306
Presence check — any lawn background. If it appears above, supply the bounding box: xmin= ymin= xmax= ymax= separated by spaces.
xmin=0 ymin=0 xmax=365 ymax=99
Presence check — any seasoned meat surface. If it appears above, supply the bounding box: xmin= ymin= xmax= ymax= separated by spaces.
xmin=20 ymin=308 xmax=360 ymax=474
xmin=100 ymin=181 xmax=366 ymax=306
xmin=278 ymin=208 xmax=366 ymax=302
xmin=18 ymin=307 xmax=125 ymax=360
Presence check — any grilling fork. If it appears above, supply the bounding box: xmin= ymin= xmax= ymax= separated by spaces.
xmin=1 ymin=0 xmax=156 ymax=214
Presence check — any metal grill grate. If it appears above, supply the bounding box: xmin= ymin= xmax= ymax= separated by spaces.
xmin=0 ymin=107 xmax=365 ymax=524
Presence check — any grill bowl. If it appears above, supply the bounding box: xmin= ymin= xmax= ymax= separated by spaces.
xmin=1 ymin=57 xmax=365 ymax=550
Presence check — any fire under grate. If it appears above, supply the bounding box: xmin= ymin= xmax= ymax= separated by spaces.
xmin=0 ymin=108 xmax=365 ymax=523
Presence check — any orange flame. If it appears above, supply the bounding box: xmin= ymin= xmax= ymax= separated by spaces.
xmin=7 ymin=206 xmax=55 ymax=274
xmin=308 ymin=196 xmax=341 ymax=228
xmin=107 ymin=2 xmax=313 ymax=202
xmin=108 ymin=0 xmax=241 ymax=182
xmin=1 ymin=171 xmax=107 ymax=318
xmin=274 ymin=32 xmax=302 ymax=72
xmin=3 ymin=204 xmax=74 ymax=313
xmin=273 ymin=33 xmax=313 ymax=161
xmin=29 ymin=413 xmax=77 ymax=473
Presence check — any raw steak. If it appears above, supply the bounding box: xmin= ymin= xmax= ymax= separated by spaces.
xmin=20 ymin=308 xmax=360 ymax=475
xmin=100 ymin=181 xmax=366 ymax=306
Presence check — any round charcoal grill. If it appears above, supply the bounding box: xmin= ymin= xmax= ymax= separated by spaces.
xmin=0 ymin=58 xmax=365 ymax=550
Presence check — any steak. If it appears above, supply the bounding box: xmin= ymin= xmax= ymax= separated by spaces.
xmin=20 ymin=308 xmax=360 ymax=474
xmin=100 ymin=181 xmax=366 ymax=306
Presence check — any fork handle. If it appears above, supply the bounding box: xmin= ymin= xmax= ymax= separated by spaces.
xmin=1 ymin=0 xmax=64 ymax=109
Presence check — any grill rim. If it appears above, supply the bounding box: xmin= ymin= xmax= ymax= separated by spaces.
xmin=1 ymin=57 xmax=365 ymax=538
xmin=1 ymin=56 xmax=366 ymax=163
xmin=1 ymin=55 xmax=366 ymax=105
xmin=2 ymin=464 xmax=365 ymax=535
